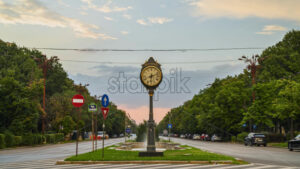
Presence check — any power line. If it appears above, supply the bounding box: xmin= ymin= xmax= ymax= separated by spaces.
xmin=34 ymin=47 xmax=265 ymax=52
xmin=60 ymin=59 xmax=239 ymax=64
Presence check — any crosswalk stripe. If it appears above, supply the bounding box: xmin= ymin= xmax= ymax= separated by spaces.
xmin=216 ymin=164 xmax=255 ymax=169
xmin=181 ymin=164 xmax=227 ymax=169
xmin=244 ymin=165 xmax=277 ymax=169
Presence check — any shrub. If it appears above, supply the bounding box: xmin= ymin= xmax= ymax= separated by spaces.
xmin=237 ymin=132 xmax=248 ymax=142
xmin=45 ymin=134 xmax=55 ymax=143
xmin=4 ymin=131 xmax=15 ymax=147
xmin=55 ymin=133 xmax=64 ymax=143
xmin=0 ymin=134 xmax=5 ymax=149
xmin=231 ymin=136 xmax=237 ymax=142
xmin=14 ymin=136 xmax=22 ymax=146
xmin=22 ymin=133 xmax=33 ymax=146
xmin=266 ymin=133 xmax=286 ymax=142
xmin=33 ymin=134 xmax=44 ymax=145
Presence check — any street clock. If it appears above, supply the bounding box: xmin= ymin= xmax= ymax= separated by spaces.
xmin=140 ymin=57 xmax=163 ymax=90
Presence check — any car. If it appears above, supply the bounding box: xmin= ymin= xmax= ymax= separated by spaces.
xmin=244 ymin=133 xmax=267 ymax=146
xmin=200 ymin=133 xmax=205 ymax=141
xmin=204 ymin=134 xmax=210 ymax=141
xmin=119 ymin=133 xmax=124 ymax=137
xmin=112 ymin=134 xmax=118 ymax=138
xmin=193 ymin=134 xmax=200 ymax=140
xmin=96 ymin=131 xmax=109 ymax=139
xmin=211 ymin=134 xmax=222 ymax=142
xmin=180 ymin=134 xmax=185 ymax=138
xmin=288 ymin=134 xmax=300 ymax=151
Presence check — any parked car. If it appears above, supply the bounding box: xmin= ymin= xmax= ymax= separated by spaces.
xmin=244 ymin=133 xmax=267 ymax=146
xmin=193 ymin=134 xmax=200 ymax=140
xmin=119 ymin=133 xmax=124 ymax=137
xmin=97 ymin=131 xmax=109 ymax=139
xmin=200 ymin=133 xmax=205 ymax=140
xmin=288 ymin=134 xmax=300 ymax=151
xmin=204 ymin=134 xmax=210 ymax=141
xmin=180 ymin=134 xmax=185 ymax=138
xmin=211 ymin=134 xmax=222 ymax=142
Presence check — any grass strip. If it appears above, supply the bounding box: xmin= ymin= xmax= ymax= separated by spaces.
xmin=65 ymin=144 xmax=246 ymax=164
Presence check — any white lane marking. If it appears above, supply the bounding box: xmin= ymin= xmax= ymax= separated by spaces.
xmin=182 ymin=164 xmax=228 ymax=169
xmin=245 ymin=164 xmax=277 ymax=169
xmin=217 ymin=163 xmax=255 ymax=169
xmin=146 ymin=164 xmax=196 ymax=169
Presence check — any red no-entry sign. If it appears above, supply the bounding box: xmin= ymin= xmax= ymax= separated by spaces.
xmin=72 ymin=94 xmax=84 ymax=107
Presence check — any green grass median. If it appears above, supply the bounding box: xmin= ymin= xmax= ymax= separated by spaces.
xmin=65 ymin=145 xmax=246 ymax=164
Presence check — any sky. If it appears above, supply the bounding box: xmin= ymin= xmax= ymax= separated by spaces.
xmin=0 ymin=0 xmax=299 ymax=124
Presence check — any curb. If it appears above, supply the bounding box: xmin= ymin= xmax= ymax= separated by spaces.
xmin=56 ymin=160 xmax=234 ymax=165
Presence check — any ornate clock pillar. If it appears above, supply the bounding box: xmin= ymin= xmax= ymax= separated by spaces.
xmin=147 ymin=89 xmax=155 ymax=152
xmin=139 ymin=57 xmax=163 ymax=156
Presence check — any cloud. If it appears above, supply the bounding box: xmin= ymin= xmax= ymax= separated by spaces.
xmin=148 ymin=17 xmax=173 ymax=24
xmin=137 ymin=17 xmax=173 ymax=26
xmin=104 ymin=16 xmax=114 ymax=21
xmin=80 ymin=11 xmax=88 ymax=16
xmin=136 ymin=19 xmax=148 ymax=26
xmin=256 ymin=31 xmax=274 ymax=35
xmin=121 ymin=31 xmax=129 ymax=35
xmin=92 ymin=65 xmax=139 ymax=76
xmin=81 ymin=0 xmax=132 ymax=13
xmin=187 ymin=0 xmax=300 ymax=22
xmin=263 ymin=25 xmax=287 ymax=31
xmin=123 ymin=14 xmax=132 ymax=20
xmin=57 ymin=0 xmax=70 ymax=7
xmin=0 ymin=0 xmax=117 ymax=40
xmin=256 ymin=25 xmax=287 ymax=35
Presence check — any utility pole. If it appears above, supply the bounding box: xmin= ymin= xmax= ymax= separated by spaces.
xmin=239 ymin=55 xmax=262 ymax=132
xmin=34 ymin=55 xmax=58 ymax=134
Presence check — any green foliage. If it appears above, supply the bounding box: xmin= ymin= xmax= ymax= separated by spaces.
xmin=158 ymin=30 xmax=300 ymax=138
xmin=237 ymin=132 xmax=248 ymax=142
xmin=136 ymin=121 xmax=147 ymax=142
xmin=32 ymin=134 xmax=44 ymax=144
xmin=0 ymin=39 xmax=131 ymax=141
xmin=4 ymin=131 xmax=15 ymax=147
xmin=55 ymin=133 xmax=64 ymax=143
xmin=265 ymin=133 xmax=286 ymax=142
xmin=0 ymin=134 xmax=5 ymax=148
xmin=14 ymin=136 xmax=22 ymax=146
xmin=45 ymin=134 xmax=56 ymax=144
xmin=61 ymin=116 xmax=75 ymax=136
xmin=22 ymin=133 xmax=34 ymax=146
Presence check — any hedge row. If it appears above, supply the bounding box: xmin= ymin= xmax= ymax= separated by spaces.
xmin=0 ymin=133 xmax=64 ymax=148
xmin=45 ymin=133 xmax=64 ymax=144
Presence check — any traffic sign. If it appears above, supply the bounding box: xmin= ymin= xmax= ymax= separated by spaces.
xmin=126 ymin=128 xmax=131 ymax=134
xmin=101 ymin=107 xmax=109 ymax=120
xmin=72 ymin=94 xmax=84 ymax=107
xmin=168 ymin=124 xmax=172 ymax=129
xmin=88 ymin=103 xmax=97 ymax=112
xmin=101 ymin=94 xmax=109 ymax=107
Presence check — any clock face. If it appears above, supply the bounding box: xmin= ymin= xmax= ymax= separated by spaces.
xmin=141 ymin=66 xmax=162 ymax=87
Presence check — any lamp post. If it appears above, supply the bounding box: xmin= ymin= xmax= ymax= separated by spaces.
xmin=139 ymin=57 xmax=163 ymax=156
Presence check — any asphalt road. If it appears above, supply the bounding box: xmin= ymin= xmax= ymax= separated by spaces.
xmin=0 ymin=137 xmax=299 ymax=169
xmin=165 ymin=137 xmax=300 ymax=167
xmin=0 ymin=138 xmax=124 ymax=163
